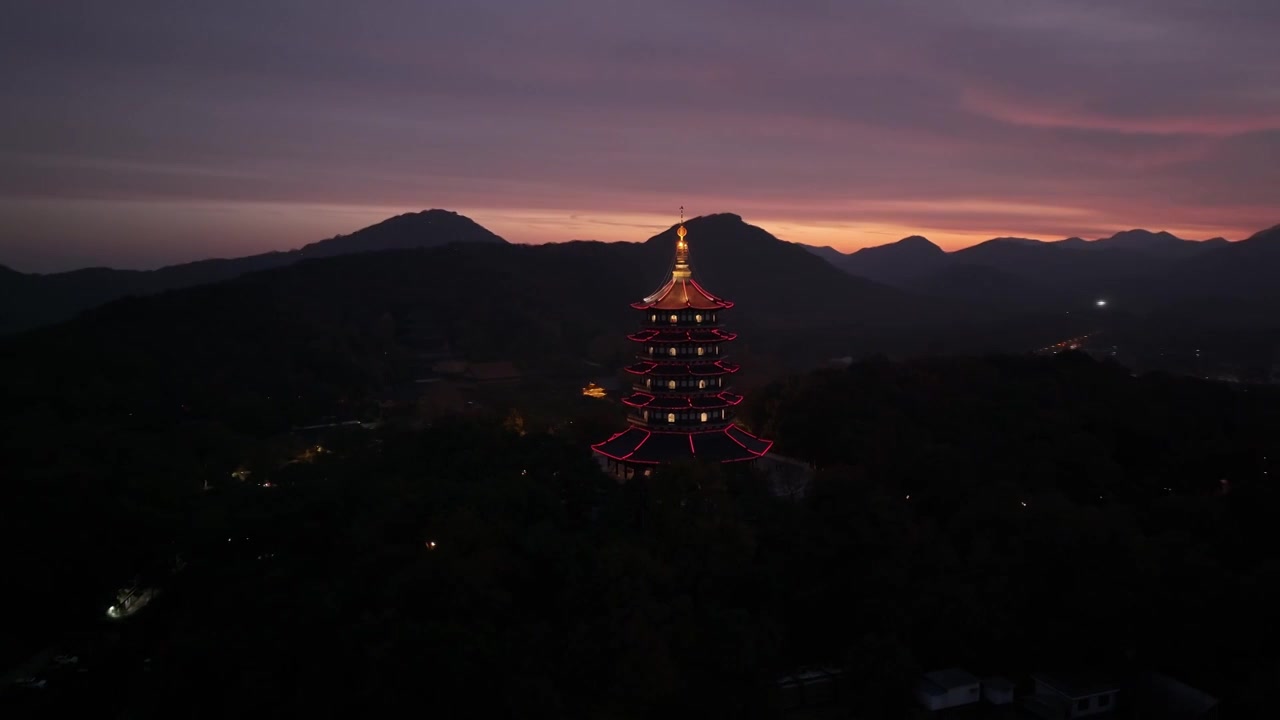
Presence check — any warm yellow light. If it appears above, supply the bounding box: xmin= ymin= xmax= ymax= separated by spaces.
xmin=582 ymin=382 xmax=607 ymax=399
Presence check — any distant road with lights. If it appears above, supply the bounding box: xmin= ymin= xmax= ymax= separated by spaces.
xmin=1036 ymin=333 xmax=1097 ymax=355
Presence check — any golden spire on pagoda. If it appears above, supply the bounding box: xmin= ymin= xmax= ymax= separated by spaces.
xmin=673 ymin=206 xmax=691 ymax=279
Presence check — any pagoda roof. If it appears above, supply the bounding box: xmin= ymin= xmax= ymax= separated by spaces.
xmin=630 ymin=221 xmax=733 ymax=311
xmin=591 ymin=424 xmax=773 ymax=465
xmin=622 ymin=391 xmax=744 ymax=410
xmin=624 ymin=360 xmax=740 ymax=376
xmin=631 ymin=277 xmax=733 ymax=311
xmin=627 ymin=328 xmax=738 ymax=343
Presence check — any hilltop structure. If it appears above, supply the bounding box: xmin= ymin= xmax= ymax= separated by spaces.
xmin=592 ymin=212 xmax=772 ymax=480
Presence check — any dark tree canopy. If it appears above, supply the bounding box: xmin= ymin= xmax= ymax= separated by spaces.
xmin=5 ymin=353 xmax=1280 ymax=716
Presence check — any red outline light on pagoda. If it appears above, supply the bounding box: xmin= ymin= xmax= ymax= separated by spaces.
xmin=621 ymin=392 xmax=656 ymax=408
xmin=621 ymin=390 xmax=743 ymax=410
xmin=625 ymin=359 xmax=739 ymax=377
xmin=593 ymin=213 xmax=770 ymax=471
xmin=688 ymin=279 xmax=734 ymax=309
xmin=624 ymin=361 xmax=658 ymax=375
xmin=630 ymin=277 xmax=734 ymax=311
xmin=725 ymin=427 xmax=774 ymax=455
xmin=621 ymin=430 xmax=654 ymax=460
xmin=626 ymin=328 xmax=738 ymax=343
xmin=590 ymin=425 xmax=773 ymax=464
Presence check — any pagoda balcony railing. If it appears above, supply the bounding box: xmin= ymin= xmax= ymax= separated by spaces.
xmin=627 ymin=358 xmax=735 ymax=366
xmin=637 ymin=312 xmax=725 ymax=327
xmin=630 ymin=384 xmax=736 ymax=394
xmin=627 ymin=415 xmax=735 ymax=432
xmin=632 ymin=344 xmax=734 ymax=356
xmin=627 ymin=423 xmax=736 ymax=434
xmin=635 ymin=390 xmax=734 ymax=398
xmin=638 ymin=323 xmax=726 ymax=331
xmin=636 ymin=354 xmax=732 ymax=363
xmin=629 ymin=328 xmax=736 ymax=340
xmin=623 ymin=389 xmax=744 ymax=406
xmin=634 ymin=380 xmax=732 ymax=392
xmin=626 ymin=360 xmax=740 ymax=375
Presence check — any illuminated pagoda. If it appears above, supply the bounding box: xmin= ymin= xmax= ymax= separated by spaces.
xmin=592 ymin=210 xmax=773 ymax=480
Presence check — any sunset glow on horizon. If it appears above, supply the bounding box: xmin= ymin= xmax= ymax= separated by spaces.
xmin=5 ymin=196 xmax=1268 ymax=272
xmin=2 ymin=1 xmax=1277 ymax=271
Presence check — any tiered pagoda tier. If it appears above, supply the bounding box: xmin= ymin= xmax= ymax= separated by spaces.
xmin=593 ymin=217 xmax=772 ymax=479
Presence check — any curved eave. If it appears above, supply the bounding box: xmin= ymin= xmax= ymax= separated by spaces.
xmin=591 ymin=424 xmax=773 ymax=465
xmin=691 ymin=361 xmax=740 ymax=376
xmin=624 ymin=360 xmax=741 ymax=377
xmin=621 ymin=391 xmax=745 ymax=410
xmin=624 ymin=361 xmax=658 ymax=375
xmin=630 ymin=278 xmax=734 ymax=311
xmin=626 ymin=328 xmax=739 ymax=343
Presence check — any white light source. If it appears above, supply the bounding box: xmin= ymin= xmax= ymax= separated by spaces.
xmin=1096 ymin=299 xmax=1107 ymax=307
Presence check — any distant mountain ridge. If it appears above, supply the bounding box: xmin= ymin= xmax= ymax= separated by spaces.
xmin=293 ymin=209 xmax=505 ymax=258
xmin=0 ymin=210 xmax=505 ymax=334
xmin=636 ymin=213 xmax=937 ymax=330
xmin=0 ymin=213 xmax=971 ymax=437
xmin=821 ymin=234 xmax=948 ymax=286
xmin=5 ymin=208 xmax=1277 ymax=339
xmin=805 ymin=225 xmax=1278 ymax=312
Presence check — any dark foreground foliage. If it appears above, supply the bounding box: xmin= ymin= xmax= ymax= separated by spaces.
xmin=5 ymin=353 xmax=1280 ymax=717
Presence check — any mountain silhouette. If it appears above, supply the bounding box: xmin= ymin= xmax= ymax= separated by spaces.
xmin=805 ymin=226 xmax=1275 ymax=313
xmin=803 ymin=245 xmax=851 ymax=267
xmin=1069 ymin=229 xmax=1220 ymax=259
xmin=843 ymin=235 xmax=947 ymax=285
xmin=0 ymin=213 xmax=971 ymax=444
xmin=805 ymin=235 xmax=947 ymax=285
xmin=1154 ymin=225 xmax=1280 ymax=305
xmin=1095 ymin=229 xmax=1185 ymax=251
xmin=0 ymin=210 xmax=504 ymax=335
xmin=639 ymin=213 xmax=935 ymax=329
xmin=1053 ymin=237 xmax=1090 ymax=249
xmin=294 ymin=210 xmax=505 ymax=258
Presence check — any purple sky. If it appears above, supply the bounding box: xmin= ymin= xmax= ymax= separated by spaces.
xmin=2 ymin=0 xmax=1278 ymax=272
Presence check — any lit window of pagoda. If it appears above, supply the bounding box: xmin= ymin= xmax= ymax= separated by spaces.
xmin=592 ymin=209 xmax=773 ymax=479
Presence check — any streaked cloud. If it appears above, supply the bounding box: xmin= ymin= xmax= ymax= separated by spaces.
xmin=0 ymin=0 xmax=1276 ymax=271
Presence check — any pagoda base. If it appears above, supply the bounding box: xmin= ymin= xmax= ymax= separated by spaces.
xmin=591 ymin=424 xmax=772 ymax=479
xmin=596 ymin=456 xmax=655 ymax=482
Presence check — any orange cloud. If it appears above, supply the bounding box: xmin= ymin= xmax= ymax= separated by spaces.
xmin=962 ymin=89 xmax=1280 ymax=137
